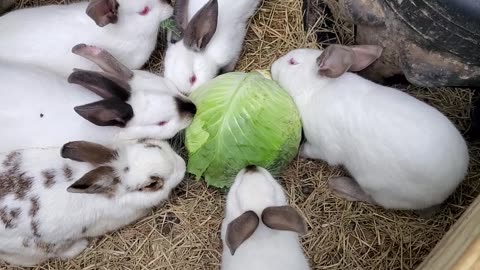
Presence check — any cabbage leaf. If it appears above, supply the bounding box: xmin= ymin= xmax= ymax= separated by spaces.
xmin=185 ymin=71 xmax=302 ymax=188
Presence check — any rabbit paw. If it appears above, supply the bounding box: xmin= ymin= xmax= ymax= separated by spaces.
xmin=414 ymin=204 xmax=442 ymax=219
xmin=299 ymin=142 xmax=315 ymax=159
xmin=58 ymin=239 xmax=89 ymax=260
xmin=328 ymin=176 xmax=375 ymax=204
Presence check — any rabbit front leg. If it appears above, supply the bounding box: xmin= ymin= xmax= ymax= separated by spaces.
xmin=328 ymin=176 xmax=376 ymax=204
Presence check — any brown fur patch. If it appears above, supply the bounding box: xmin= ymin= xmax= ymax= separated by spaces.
xmin=42 ymin=169 xmax=56 ymax=188
xmin=22 ymin=238 xmax=30 ymax=248
xmin=10 ymin=208 xmax=20 ymax=219
xmin=31 ymin=220 xmax=41 ymax=238
xmin=34 ymin=239 xmax=55 ymax=253
xmin=137 ymin=138 xmax=149 ymax=144
xmin=144 ymin=143 xmax=162 ymax=150
xmin=0 ymin=206 xmax=21 ymax=229
xmin=3 ymin=151 xmax=20 ymax=167
xmin=29 ymin=197 xmax=40 ymax=217
xmin=0 ymin=151 xmax=33 ymax=200
xmin=63 ymin=165 xmax=74 ymax=182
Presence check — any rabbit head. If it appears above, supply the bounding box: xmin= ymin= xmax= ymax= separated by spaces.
xmin=68 ymin=44 xmax=197 ymax=140
xmin=164 ymin=43 xmax=219 ymax=95
xmin=61 ymin=138 xmax=185 ymax=207
xmin=271 ymin=45 xmax=383 ymax=97
xmin=222 ymin=165 xmax=307 ymax=255
xmin=163 ymin=0 xmax=220 ymax=94
xmin=86 ymin=0 xmax=173 ymax=28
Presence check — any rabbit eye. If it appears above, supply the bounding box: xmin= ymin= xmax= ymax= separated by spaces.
xmin=138 ymin=6 xmax=151 ymax=16
xmin=158 ymin=121 xmax=168 ymax=126
xmin=138 ymin=176 xmax=165 ymax=192
xmin=288 ymin=58 xmax=298 ymax=65
xmin=189 ymin=75 xmax=197 ymax=85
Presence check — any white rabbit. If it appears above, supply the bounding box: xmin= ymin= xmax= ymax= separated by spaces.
xmin=271 ymin=45 xmax=469 ymax=216
xmin=0 ymin=44 xmax=196 ymax=153
xmin=220 ymin=165 xmax=310 ymax=270
xmin=0 ymin=138 xmax=186 ymax=267
xmin=163 ymin=0 xmax=260 ymax=95
xmin=0 ymin=0 xmax=173 ymax=77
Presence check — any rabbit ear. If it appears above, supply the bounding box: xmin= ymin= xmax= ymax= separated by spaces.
xmin=67 ymin=166 xmax=119 ymax=195
xmin=261 ymin=206 xmax=307 ymax=235
xmin=348 ymin=45 xmax=383 ymax=72
xmin=0 ymin=0 xmax=15 ymax=16
xmin=183 ymin=0 xmax=218 ymax=51
xmin=225 ymin=210 xmax=259 ymax=256
xmin=74 ymin=98 xmax=134 ymax=127
xmin=316 ymin=44 xmax=383 ymax=78
xmin=72 ymin=44 xmax=134 ymax=81
xmin=68 ymin=69 xmax=131 ymax=101
xmin=173 ymin=0 xmax=189 ymax=32
xmin=61 ymin=141 xmax=117 ymax=165
xmin=86 ymin=0 xmax=119 ymax=27
xmin=316 ymin=44 xmax=355 ymax=78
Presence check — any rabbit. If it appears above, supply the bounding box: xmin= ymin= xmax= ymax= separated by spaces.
xmin=0 ymin=138 xmax=186 ymax=267
xmin=0 ymin=44 xmax=196 ymax=153
xmin=270 ymin=45 xmax=470 ymax=217
xmin=163 ymin=0 xmax=260 ymax=95
xmin=0 ymin=0 xmax=173 ymax=78
xmin=0 ymin=0 xmax=15 ymax=16
xmin=220 ymin=165 xmax=310 ymax=270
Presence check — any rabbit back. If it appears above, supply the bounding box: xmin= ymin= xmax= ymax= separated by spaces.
xmin=0 ymin=63 xmax=119 ymax=152
xmin=0 ymin=2 xmax=161 ymax=78
xmin=301 ymin=73 xmax=469 ymax=209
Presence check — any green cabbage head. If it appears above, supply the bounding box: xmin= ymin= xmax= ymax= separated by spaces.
xmin=185 ymin=70 xmax=302 ymax=188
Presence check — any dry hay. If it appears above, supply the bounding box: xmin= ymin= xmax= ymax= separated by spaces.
xmin=2 ymin=0 xmax=480 ymax=269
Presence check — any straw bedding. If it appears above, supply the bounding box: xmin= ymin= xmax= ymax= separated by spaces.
xmin=2 ymin=0 xmax=480 ymax=269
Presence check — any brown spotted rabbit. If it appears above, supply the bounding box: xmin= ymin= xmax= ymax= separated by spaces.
xmin=0 ymin=138 xmax=186 ymax=266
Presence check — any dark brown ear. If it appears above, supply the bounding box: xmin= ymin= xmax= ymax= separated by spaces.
xmin=225 ymin=211 xmax=259 ymax=256
xmin=0 ymin=0 xmax=16 ymax=16
xmin=261 ymin=206 xmax=307 ymax=235
xmin=68 ymin=69 xmax=131 ymax=101
xmin=348 ymin=45 xmax=383 ymax=72
xmin=183 ymin=0 xmax=218 ymax=51
xmin=67 ymin=166 xmax=119 ymax=195
xmin=174 ymin=0 xmax=189 ymax=32
xmin=61 ymin=141 xmax=117 ymax=165
xmin=74 ymin=98 xmax=134 ymax=127
xmin=72 ymin=44 xmax=134 ymax=81
xmin=316 ymin=44 xmax=355 ymax=78
xmin=86 ymin=0 xmax=119 ymax=27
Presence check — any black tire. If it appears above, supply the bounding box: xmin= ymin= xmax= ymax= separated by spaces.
xmin=385 ymin=0 xmax=480 ymax=64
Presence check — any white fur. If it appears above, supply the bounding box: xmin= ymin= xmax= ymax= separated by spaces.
xmin=0 ymin=0 xmax=173 ymax=77
xmin=220 ymin=167 xmax=310 ymax=270
xmin=271 ymin=48 xmax=470 ymax=210
xmin=163 ymin=0 xmax=260 ymax=94
xmin=0 ymin=62 xmax=194 ymax=153
xmin=0 ymin=139 xmax=186 ymax=266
